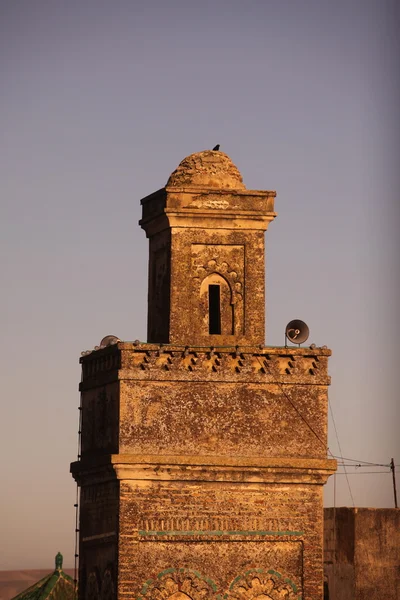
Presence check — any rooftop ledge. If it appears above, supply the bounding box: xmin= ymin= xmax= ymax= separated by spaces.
xmin=79 ymin=343 xmax=331 ymax=387
xmin=80 ymin=342 xmax=331 ymax=361
xmin=140 ymin=187 xmax=277 ymax=204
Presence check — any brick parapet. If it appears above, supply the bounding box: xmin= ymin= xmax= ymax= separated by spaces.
xmin=79 ymin=343 xmax=331 ymax=390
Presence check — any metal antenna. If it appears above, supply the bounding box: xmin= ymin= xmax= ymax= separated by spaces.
xmin=390 ymin=458 xmax=398 ymax=508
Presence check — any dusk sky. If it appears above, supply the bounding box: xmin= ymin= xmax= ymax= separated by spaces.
xmin=1 ymin=0 xmax=399 ymax=569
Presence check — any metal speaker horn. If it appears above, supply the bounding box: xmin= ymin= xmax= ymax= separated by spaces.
xmin=285 ymin=319 xmax=309 ymax=345
xmin=99 ymin=335 xmax=120 ymax=348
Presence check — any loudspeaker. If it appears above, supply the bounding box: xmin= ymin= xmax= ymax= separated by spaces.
xmin=99 ymin=335 xmax=121 ymax=348
xmin=285 ymin=319 xmax=309 ymax=345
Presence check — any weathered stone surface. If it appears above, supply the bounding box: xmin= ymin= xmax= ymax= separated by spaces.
xmin=324 ymin=507 xmax=400 ymax=600
xmin=71 ymin=151 xmax=335 ymax=600
xmin=166 ymin=151 xmax=246 ymax=190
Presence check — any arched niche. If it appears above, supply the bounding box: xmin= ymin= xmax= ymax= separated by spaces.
xmin=199 ymin=273 xmax=234 ymax=335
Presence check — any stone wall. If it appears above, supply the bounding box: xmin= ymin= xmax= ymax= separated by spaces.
xmin=324 ymin=507 xmax=400 ymax=600
xmin=117 ymin=476 xmax=324 ymax=600
xmin=72 ymin=342 xmax=336 ymax=600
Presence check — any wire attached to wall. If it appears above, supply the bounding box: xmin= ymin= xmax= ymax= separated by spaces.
xmin=333 ymin=470 xmax=392 ymax=475
xmin=254 ymin=351 xmax=357 ymax=508
xmin=336 ymin=462 xmax=391 ymax=468
xmin=328 ymin=399 xmax=355 ymax=507
xmin=332 ymin=455 xmax=390 ymax=467
xmin=254 ymin=354 xmax=331 ymax=453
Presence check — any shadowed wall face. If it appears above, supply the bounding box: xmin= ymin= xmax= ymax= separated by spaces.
xmin=324 ymin=507 xmax=400 ymax=600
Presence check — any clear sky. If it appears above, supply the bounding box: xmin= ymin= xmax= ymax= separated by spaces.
xmin=0 ymin=0 xmax=399 ymax=570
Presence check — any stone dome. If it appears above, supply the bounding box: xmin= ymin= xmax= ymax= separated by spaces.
xmin=166 ymin=150 xmax=246 ymax=190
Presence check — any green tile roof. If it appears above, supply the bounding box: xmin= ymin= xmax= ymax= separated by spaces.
xmin=12 ymin=554 xmax=76 ymax=600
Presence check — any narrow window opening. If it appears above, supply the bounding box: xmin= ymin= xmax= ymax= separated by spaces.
xmin=209 ymin=285 xmax=221 ymax=334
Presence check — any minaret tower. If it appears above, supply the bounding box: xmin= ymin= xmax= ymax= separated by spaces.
xmin=140 ymin=150 xmax=275 ymax=346
xmin=72 ymin=150 xmax=336 ymax=600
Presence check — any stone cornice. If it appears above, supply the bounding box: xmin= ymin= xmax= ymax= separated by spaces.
xmin=71 ymin=454 xmax=337 ymax=486
xmin=139 ymin=186 xmax=276 ymax=236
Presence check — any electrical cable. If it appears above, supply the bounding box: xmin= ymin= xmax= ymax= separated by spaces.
xmin=254 ymin=354 xmax=330 ymax=452
xmin=336 ymin=463 xmax=390 ymax=468
xmin=329 ymin=399 xmax=355 ymax=506
xmin=333 ymin=471 xmax=392 ymax=475
xmin=331 ymin=455 xmax=388 ymax=466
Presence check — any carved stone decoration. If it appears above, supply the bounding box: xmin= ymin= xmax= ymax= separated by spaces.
xmin=191 ymin=244 xmax=245 ymax=337
xmin=227 ymin=570 xmax=300 ymax=600
xmin=86 ymin=572 xmax=100 ymax=600
xmin=100 ymin=569 xmax=115 ymax=600
xmin=139 ymin=568 xmax=218 ymax=600
xmin=193 ymin=257 xmax=243 ymax=305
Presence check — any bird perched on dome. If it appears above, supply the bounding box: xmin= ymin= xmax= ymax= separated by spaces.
xmin=212 ymin=144 xmax=220 ymax=151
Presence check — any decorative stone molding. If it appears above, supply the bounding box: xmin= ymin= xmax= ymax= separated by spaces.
xmin=227 ymin=569 xmax=299 ymax=600
xmin=138 ymin=569 xmax=300 ymax=600
xmin=139 ymin=568 xmax=218 ymax=600
xmin=80 ymin=344 xmax=330 ymax=387
xmin=193 ymin=258 xmax=243 ymax=304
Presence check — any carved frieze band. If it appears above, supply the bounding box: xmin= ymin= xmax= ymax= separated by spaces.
xmin=137 ymin=517 xmax=302 ymax=537
xmin=82 ymin=347 xmax=328 ymax=384
xmin=138 ymin=568 xmax=300 ymax=600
